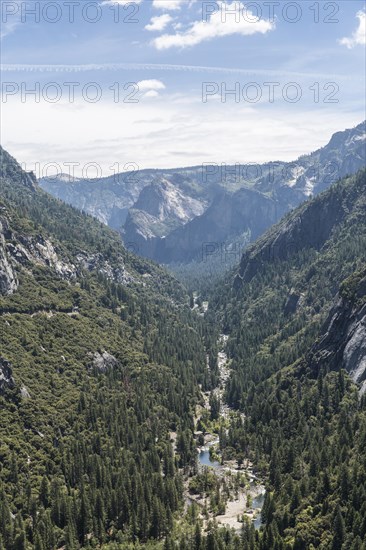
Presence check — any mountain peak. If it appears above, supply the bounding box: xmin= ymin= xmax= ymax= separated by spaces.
xmin=326 ymin=120 xmax=365 ymax=150
xmin=0 ymin=146 xmax=38 ymax=191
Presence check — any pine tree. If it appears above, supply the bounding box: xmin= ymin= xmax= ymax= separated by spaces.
xmin=39 ymin=476 xmax=50 ymax=508
xmin=194 ymin=521 xmax=202 ymax=550
xmin=332 ymin=505 xmax=346 ymax=550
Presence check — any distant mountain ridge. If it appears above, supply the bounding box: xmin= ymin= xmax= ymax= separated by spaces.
xmin=40 ymin=121 xmax=366 ymax=264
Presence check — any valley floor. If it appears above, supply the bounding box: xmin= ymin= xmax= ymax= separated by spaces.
xmin=175 ymin=333 xmax=266 ymax=534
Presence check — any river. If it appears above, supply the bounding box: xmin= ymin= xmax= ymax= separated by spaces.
xmin=198 ymin=448 xmax=221 ymax=468
xmin=194 ymin=334 xmax=265 ymax=531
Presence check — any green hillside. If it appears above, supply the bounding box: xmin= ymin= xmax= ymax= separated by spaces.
xmin=0 ymin=147 xmax=214 ymax=549
xmin=208 ymin=169 xmax=366 ymax=549
xmin=1 ymin=146 xmax=366 ymax=550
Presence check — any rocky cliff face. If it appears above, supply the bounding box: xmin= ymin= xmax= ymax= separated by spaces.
xmin=154 ymin=186 xmax=283 ymax=263
xmin=0 ymin=211 xmax=137 ymax=298
xmin=0 ymin=218 xmax=18 ymax=295
xmin=0 ymin=209 xmax=78 ymax=296
xmin=235 ymin=168 xmax=366 ymax=286
xmin=309 ymin=270 xmax=366 ymax=394
xmin=123 ymin=177 xmax=207 ymax=257
xmin=133 ymin=178 xmax=206 ymax=224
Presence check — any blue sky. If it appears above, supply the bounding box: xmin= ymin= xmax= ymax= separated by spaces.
xmin=1 ymin=0 xmax=365 ymax=176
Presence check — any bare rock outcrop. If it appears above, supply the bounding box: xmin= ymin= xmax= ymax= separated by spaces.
xmin=0 ymin=357 xmax=16 ymax=393
xmin=91 ymin=351 xmax=118 ymax=373
xmin=309 ymin=271 xmax=366 ymax=394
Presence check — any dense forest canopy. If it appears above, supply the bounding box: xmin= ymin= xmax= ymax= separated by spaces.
xmin=0 ymin=147 xmax=218 ymax=549
xmin=0 ymin=147 xmax=366 ymax=549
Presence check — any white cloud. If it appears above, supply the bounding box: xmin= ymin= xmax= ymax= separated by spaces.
xmin=3 ymin=96 xmax=362 ymax=176
xmin=0 ymin=0 xmax=23 ymax=40
xmin=339 ymin=10 xmax=366 ymax=49
xmin=144 ymin=90 xmax=160 ymax=98
xmin=153 ymin=2 xmax=274 ymax=50
xmin=1 ymin=19 xmax=20 ymax=40
xmin=152 ymin=0 xmax=185 ymax=10
xmin=137 ymin=79 xmax=166 ymax=91
xmin=145 ymin=14 xmax=173 ymax=32
xmin=135 ymin=80 xmax=166 ymax=98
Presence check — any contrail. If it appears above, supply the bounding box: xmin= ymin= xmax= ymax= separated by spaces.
xmin=0 ymin=62 xmax=351 ymax=80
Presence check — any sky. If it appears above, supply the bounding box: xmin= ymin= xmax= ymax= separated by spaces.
xmin=0 ymin=0 xmax=365 ymax=177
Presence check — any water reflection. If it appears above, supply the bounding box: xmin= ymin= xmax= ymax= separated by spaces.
xmin=198 ymin=449 xmax=220 ymax=468
xmin=252 ymin=493 xmax=265 ymax=529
